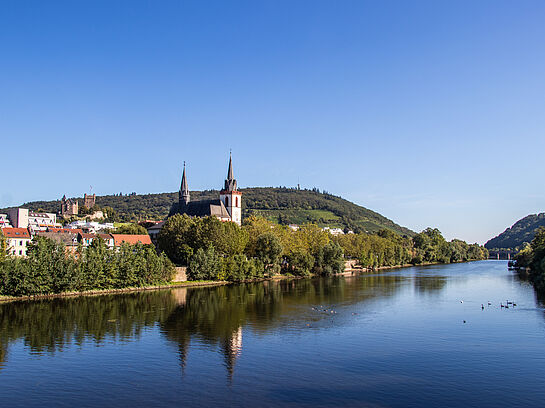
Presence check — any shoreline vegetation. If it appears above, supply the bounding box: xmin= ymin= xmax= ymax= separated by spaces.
xmin=512 ymin=227 xmax=545 ymax=291
xmin=0 ymin=259 xmax=483 ymax=303
xmin=0 ymin=215 xmax=488 ymax=300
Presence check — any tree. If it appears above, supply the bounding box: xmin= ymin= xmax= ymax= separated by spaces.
xmin=157 ymin=214 xmax=196 ymax=265
xmin=255 ymin=232 xmax=283 ymax=275
xmin=0 ymin=229 xmax=7 ymax=262
xmin=115 ymin=223 xmax=148 ymax=235
xmin=187 ymin=246 xmax=222 ymax=281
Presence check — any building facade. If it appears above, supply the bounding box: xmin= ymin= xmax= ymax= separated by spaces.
xmin=1 ymin=227 xmax=32 ymax=257
xmin=61 ymin=195 xmax=79 ymax=217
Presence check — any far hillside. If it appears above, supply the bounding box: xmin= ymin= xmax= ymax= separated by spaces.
xmin=485 ymin=213 xmax=545 ymax=250
xmin=2 ymin=188 xmax=414 ymax=236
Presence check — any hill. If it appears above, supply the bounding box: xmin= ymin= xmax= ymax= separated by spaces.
xmin=485 ymin=213 xmax=545 ymax=250
xmin=3 ymin=188 xmax=414 ymax=236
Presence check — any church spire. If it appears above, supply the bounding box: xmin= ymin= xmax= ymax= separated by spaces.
xmin=227 ymin=151 xmax=234 ymax=180
xmin=223 ymin=152 xmax=237 ymax=192
xmin=179 ymin=161 xmax=190 ymax=206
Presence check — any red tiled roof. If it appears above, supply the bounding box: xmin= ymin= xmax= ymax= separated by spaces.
xmin=111 ymin=234 xmax=152 ymax=246
xmin=1 ymin=227 xmax=31 ymax=239
xmin=79 ymin=233 xmax=96 ymax=239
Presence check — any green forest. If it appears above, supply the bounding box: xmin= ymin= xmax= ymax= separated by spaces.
xmin=4 ymin=187 xmax=414 ymax=235
xmin=485 ymin=213 xmax=545 ymax=250
xmin=514 ymin=227 xmax=545 ymax=291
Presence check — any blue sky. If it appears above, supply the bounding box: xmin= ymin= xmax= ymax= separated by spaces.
xmin=1 ymin=0 xmax=544 ymax=244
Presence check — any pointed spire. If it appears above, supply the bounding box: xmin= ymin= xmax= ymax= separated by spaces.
xmin=223 ymin=151 xmax=237 ymax=192
xmin=179 ymin=161 xmax=190 ymax=206
xmin=227 ymin=150 xmax=234 ymax=180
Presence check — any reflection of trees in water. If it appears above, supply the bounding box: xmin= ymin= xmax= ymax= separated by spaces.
xmin=413 ymin=275 xmax=447 ymax=295
xmin=0 ymin=273 xmax=412 ymax=377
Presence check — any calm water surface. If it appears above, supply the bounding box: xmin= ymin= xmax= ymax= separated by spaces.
xmin=1 ymin=260 xmax=545 ymax=407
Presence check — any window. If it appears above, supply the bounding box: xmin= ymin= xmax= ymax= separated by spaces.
xmin=225 ymin=196 xmax=229 ymax=207
xmin=19 ymin=250 xmax=22 ymax=256
xmin=235 ymin=197 xmax=238 ymax=207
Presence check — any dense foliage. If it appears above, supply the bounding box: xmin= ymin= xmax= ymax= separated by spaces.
xmin=157 ymin=214 xmax=345 ymax=281
xmin=514 ymin=227 xmax=545 ymax=290
xmin=5 ymin=187 xmax=414 ymax=235
xmin=0 ymin=237 xmax=175 ymax=297
xmin=485 ymin=213 xmax=545 ymax=250
xmin=157 ymin=215 xmax=487 ymax=283
xmin=337 ymin=227 xmax=488 ymax=268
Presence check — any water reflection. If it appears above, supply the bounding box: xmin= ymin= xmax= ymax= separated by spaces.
xmin=0 ymin=269 xmax=500 ymax=379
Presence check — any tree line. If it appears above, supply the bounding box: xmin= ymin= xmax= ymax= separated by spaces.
xmin=157 ymin=215 xmax=488 ymax=282
xmin=514 ymin=227 xmax=545 ymax=290
xmin=0 ymin=236 xmax=174 ymax=297
xmin=157 ymin=214 xmax=345 ymax=281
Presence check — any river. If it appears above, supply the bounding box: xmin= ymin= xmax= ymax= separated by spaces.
xmin=1 ymin=260 xmax=545 ymax=407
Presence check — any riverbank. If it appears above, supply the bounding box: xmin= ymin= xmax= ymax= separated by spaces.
xmin=0 ymin=259 xmax=486 ymax=303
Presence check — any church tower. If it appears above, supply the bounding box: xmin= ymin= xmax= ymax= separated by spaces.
xmin=220 ymin=153 xmax=242 ymax=225
xmin=179 ymin=162 xmax=190 ymax=208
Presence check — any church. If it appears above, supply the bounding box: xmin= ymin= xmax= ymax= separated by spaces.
xmin=175 ymin=154 xmax=242 ymax=225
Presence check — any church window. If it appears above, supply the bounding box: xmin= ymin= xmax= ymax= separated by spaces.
xmin=235 ymin=197 xmax=238 ymax=207
xmin=225 ymin=196 xmax=229 ymax=207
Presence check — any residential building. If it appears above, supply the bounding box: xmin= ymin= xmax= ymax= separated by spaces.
xmin=35 ymin=231 xmax=79 ymax=253
xmin=147 ymin=221 xmax=165 ymax=245
xmin=7 ymin=208 xmax=60 ymax=233
xmin=66 ymin=221 xmax=114 ymax=233
xmin=1 ymin=227 xmax=32 ymax=257
xmin=323 ymin=227 xmax=345 ymax=236
xmin=111 ymin=234 xmax=152 ymax=246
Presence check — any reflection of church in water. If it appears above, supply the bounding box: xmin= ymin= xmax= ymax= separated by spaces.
xmin=168 ymin=288 xmax=243 ymax=381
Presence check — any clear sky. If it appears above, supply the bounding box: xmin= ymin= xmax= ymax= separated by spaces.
xmin=1 ymin=0 xmax=544 ymax=244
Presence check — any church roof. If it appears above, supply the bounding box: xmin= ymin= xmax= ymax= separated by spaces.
xmin=182 ymin=199 xmax=231 ymax=218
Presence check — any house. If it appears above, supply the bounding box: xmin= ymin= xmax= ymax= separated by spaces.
xmin=111 ymin=234 xmax=152 ymax=246
xmin=98 ymin=233 xmax=115 ymax=249
xmin=147 ymin=221 xmax=165 ymax=245
xmin=1 ymin=227 xmax=32 ymax=257
xmin=174 ymin=153 xmax=242 ymax=225
xmin=323 ymin=227 xmax=345 ymax=236
xmin=76 ymin=233 xmax=115 ymax=249
xmin=35 ymin=231 xmax=79 ymax=253
xmin=65 ymin=221 xmax=114 ymax=233
xmin=78 ymin=233 xmax=97 ymax=247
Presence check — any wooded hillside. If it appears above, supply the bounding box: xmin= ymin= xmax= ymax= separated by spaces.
xmin=485 ymin=213 xmax=545 ymax=250
xmin=4 ymin=188 xmax=414 ymax=236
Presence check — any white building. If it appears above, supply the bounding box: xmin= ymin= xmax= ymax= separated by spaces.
xmin=1 ymin=227 xmax=32 ymax=257
xmin=323 ymin=227 xmax=345 ymax=236
xmin=6 ymin=208 xmax=60 ymax=233
xmin=66 ymin=220 xmax=114 ymax=233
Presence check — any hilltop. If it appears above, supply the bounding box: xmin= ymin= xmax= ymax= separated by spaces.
xmin=485 ymin=212 xmax=545 ymax=250
xmin=4 ymin=188 xmax=414 ymax=236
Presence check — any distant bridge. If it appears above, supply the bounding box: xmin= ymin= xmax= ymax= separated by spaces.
xmin=487 ymin=249 xmax=516 ymax=260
